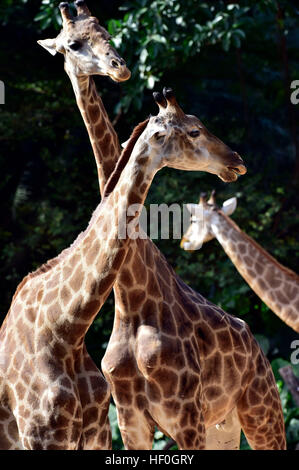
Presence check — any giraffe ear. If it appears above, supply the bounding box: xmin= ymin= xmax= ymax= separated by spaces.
xmin=222 ymin=197 xmax=237 ymax=216
xmin=121 ymin=138 xmax=130 ymax=149
xmin=37 ymin=38 xmax=57 ymax=56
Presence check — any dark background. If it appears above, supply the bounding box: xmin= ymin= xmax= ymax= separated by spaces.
xmin=0 ymin=0 xmax=298 ymax=448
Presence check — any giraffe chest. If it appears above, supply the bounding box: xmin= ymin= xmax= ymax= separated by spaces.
xmin=102 ymin=323 xmax=174 ymax=384
xmin=135 ymin=325 xmax=162 ymax=378
xmin=102 ymin=323 xmax=161 ymax=374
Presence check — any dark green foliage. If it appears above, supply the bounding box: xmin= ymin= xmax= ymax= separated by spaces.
xmin=0 ymin=0 xmax=298 ymax=449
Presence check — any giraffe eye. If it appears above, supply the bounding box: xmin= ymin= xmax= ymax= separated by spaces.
xmin=69 ymin=41 xmax=82 ymax=51
xmin=189 ymin=129 xmax=200 ymax=138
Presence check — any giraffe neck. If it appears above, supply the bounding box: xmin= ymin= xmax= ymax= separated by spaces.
xmin=38 ymin=136 xmax=160 ymax=347
xmin=65 ymin=69 xmax=120 ymax=194
xmin=106 ymin=137 xmax=161 ymax=221
xmin=211 ymin=212 xmax=299 ymax=331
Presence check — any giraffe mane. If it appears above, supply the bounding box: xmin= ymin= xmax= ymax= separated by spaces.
xmin=102 ymin=118 xmax=150 ymax=198
xmin=220 ymin=210 xmax=299 ymax=281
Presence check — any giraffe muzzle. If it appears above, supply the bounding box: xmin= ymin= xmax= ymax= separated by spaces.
xmin=109 ymin=58 xmax=131 ymax=82
xmin=226 ymin=153 xmax=247 ymax=176
xmin=227 ymin=164 xmax=247 ymax=176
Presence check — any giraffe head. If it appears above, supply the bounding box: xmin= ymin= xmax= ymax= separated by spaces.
xmin=133 ymin=88 xmax=246 ymax=180
xmin=37 ymin=1 xmax=130 ymax=82
xmin=180 ymin=190 xmax=238 ymax=250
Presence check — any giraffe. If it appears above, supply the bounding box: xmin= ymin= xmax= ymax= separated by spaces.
xmin=0 ymin=1 xmax=132 ymax=451
xmin=38 ymin=2 xmax=246 ymax=449
xmin=100 ymin=91 xmax=285 ymax=450
xmin=180 ymin=190 xmax=299 ymax=333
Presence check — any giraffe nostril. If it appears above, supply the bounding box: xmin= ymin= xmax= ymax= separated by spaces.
xmin=111 ymin=60 xmax=119 ymax=69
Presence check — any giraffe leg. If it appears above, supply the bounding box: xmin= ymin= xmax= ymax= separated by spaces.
xmin=205 ymin=408 xmax=241 ymax=450
xmin=236 ymin=353 xmax=286 ymax=450
xmin=167 ymin=406 xmax=206 ymax=450
xmin=0 ymin=406 xmax=23 ymax=450
xmin=116 ymin=407 xmax=155 ymax=450
xmin=80 ymin=401 xmax=111 ymax=450
xmin=15 ymin=385 xmax=84 ymax=450
xmin=77 ymin=349 xmax=112 ymax=450
xmin=17 ymin=410 xmax=83 ymax=449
